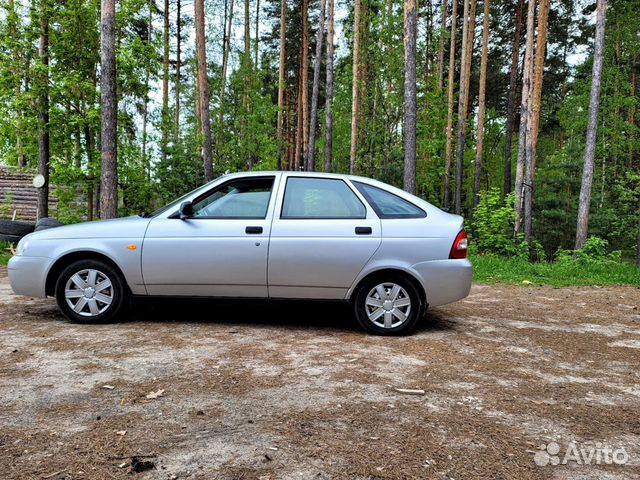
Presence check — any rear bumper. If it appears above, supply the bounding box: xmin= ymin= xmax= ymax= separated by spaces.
xmin=7 ymin=255 xmax=52 ymax=298
xmin=412 ymin=258 xmax=472 ymax=307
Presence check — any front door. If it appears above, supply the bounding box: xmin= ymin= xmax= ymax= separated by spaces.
xmin=142 ymin=175 xmax=279 ymax=297
xmin=268 ymin=176 xmax=381 ymax=299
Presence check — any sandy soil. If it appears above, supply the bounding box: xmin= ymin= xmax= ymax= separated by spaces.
xmin=1 ymin=270 xmax=639 ymax=479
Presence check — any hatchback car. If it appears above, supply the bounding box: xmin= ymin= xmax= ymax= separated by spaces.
xmin=8 ymin=172 xmax=471 ymax=334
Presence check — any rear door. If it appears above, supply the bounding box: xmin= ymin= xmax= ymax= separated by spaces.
xmin=268 ymin=176 xmax=381 ymax=299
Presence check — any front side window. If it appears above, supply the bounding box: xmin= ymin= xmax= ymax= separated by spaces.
xmin=281 ymin=177 xmax=366 ymax=219
xmin=191 ymin=177 xmax=274 ymax=218
xmin=353 ymin=181 xmax=426 ymax=219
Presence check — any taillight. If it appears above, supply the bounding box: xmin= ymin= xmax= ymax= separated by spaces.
xmin=449 ymin=229 xmax=468 ymax=259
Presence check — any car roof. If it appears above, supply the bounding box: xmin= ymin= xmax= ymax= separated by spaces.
xmin=223 ymin=170 xmax=374 ymax=183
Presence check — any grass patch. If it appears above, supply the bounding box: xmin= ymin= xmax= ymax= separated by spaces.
xmin=0 ymin=241 xmax=13 ymax=266
xmin=472 ymin=253 xmax=640 ymax=287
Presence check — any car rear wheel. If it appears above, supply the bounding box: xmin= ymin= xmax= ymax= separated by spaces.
xmin=353 ymin=275 xmax=422 ymax=335
xmin=55 ymin=259 xmax=127 ymax=323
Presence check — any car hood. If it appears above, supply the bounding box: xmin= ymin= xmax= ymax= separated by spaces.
xmin=29 ymin=216 xmax=152 ymax=240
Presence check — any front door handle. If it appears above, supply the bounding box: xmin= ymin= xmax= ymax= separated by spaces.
xmin=355 ymin=226 xmax=372 ymax=235
xmin=245 ymin=226 xmax=263 ymax=234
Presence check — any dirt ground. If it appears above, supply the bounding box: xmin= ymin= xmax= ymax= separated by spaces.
xmin=1 ymin=267 xmax=639 ymax=480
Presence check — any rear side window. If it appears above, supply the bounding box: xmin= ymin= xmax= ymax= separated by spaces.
xmin=281 ymin=177 xmax=366 ymax=219
xmin=353 ymin=181 xmax=426 ymax=219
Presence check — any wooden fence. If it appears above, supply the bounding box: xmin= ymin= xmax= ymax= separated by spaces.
xmin=0 ymin=167 xmax=57 ymax=221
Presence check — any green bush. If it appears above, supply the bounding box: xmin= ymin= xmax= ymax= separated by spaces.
xmin=0 ymin=241 xmax=12 ymax=266
xmin=471 ymin=188 xmax=519 ymax=256
xmin=556 ymin=236 xmax=621 ymax=264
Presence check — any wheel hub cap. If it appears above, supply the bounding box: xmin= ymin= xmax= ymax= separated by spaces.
xmin=365 ymin=282 xmax=412 ymax=329
xmin=64 ymin=268 xmax=114 ymax=317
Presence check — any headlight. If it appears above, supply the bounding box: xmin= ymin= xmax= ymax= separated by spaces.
xmin=16 ymin=235 xmax=30 ymax=256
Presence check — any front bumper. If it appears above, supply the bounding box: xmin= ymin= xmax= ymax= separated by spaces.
xmin=412 ymin=258 xmax=473 ymax=307
xmin=7 ymin=255 xmax=53 ymax=298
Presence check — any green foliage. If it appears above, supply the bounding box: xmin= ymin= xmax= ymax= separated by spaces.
xmin=0 ymin=240 xmax=11 ymax=266
xmin=472 ymin=253 xmax=640 ymax=287
xmin=0 ymin=192 xmax=13 ymax=219
xmin=556 ymin=236 xmax=622 ymax=264
xmin=471 ymin=188 xmax=518 ymax=256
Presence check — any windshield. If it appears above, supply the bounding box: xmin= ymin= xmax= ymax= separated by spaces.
xmin=147 ymin=175 xmax=227 ymax=218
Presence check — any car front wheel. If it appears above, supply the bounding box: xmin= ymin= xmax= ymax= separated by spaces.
xmin=55 ymin=259 xmax=127 ymax=323
xmin=353 ymin=275 xmax=422 ymax=335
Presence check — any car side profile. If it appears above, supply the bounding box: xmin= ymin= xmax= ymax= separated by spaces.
xmin=8 ymin=172 xmax=472 ymax=335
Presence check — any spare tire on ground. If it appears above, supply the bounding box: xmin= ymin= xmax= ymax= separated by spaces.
xmin=0 ymin=233 xmax=23 ymax=245
xmin=35 ymin=217 xmax=65 ymax=231
xmin=0 ymin=220 xmax=35 ymax=237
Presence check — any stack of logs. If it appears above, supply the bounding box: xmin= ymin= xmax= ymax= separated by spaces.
xmin=0 ymin=167 xmax=57 ymax=221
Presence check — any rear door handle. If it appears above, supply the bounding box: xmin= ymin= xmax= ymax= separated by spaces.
xmin=355 ymin=226 xmax=372 ymax=235
xmin=245 ymin=226 xmax=263 ymax=234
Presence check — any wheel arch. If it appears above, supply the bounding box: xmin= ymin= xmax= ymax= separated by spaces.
xmin=45 ymin=250 xmax=129 ymax=297
xmin=348 ymin=267 xmax=427 ymax=309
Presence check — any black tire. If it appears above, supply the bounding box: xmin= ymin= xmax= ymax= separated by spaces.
xmin=353 ymin=274 xmax=423 ymax=335
xmin=0 ymin=233 xmax=23 ymax=245
xmin=0 ymin=220 xmax=35 ymax=236
xmin=55 ymin=259 xmax=128 ymax=323
xmin=35 ymin=217 xmax=64 ymax=231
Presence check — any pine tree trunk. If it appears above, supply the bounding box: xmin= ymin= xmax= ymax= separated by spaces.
xmin=38 ymin=0 xmax=50 ymax=219
xmin=8 ymin=0 xmax=25 ymax=168
xmin=218 ymin=0 xmax=235 ymax=132
xmin=523 ymin=0 xmax=550 ymax=244
xmin=84 ymin=125 xmax=94 ymax=221
xmin=286 ymin=89 xmax=293 ymax=168
xmin=424 ymin=0 xmax=433 ymax=81
xmin=325 ymin=0 xmax=335 ymax=172
xmin=514 ymin=0 xmax=536 ymax=237
xmin=349 ymin=0 xmax=362 ymax=174
xmin=195 ymin=0 xmax=214 ymax=181
xmin=403 ymin=0 xmax=418 ymax=194
xmin=436 ymin=0 xmax=449 ymax=90
xmin=100 ymin=0 xmax=118 ymax=218
xmin=474 ymin=0 xmax=490 ymax=207
xmin=277 ymin=0 xmax=287 ymax=170
xmin=245 ymin=0 xmax=251 ymax=60
xmin=630 ymin=65 xmax=637 ymax=165
xmin=575 ymin=0 xmax=607 ymax=249
xmin=503 ymin=0 xmax=523 ymax=195
xmin=74 ymin=121 xmax=82 ymax=169
xmin=175 ymin=0 xmax=181 ymax=137
xmin=444 ymin=0 xmax=458 ymax=210
xmin=142 ymin=0 xmax=152 ymax=179
xmin=254 ymin=0 xmax=260 ymax=67
xmin=637 ymin=204 xmax=640 ymax=267
xmin=558 ymin=42 xmax=568 ymax=149
xmin=294 ymin=64 xmax=303 ymax=170
xmin=243 ymin=0 xmax=251 ymax=129
xmin=301 ymin=0 xmax=309 ymax=166
xmin=162 ymin=0 xmax=170 ymax=162
xmin=306 ymin=0 xmax=327 ymax=171
xmin=559 ymin=75 xmax=566 ymax=148
xmin=453 ymin=0 xmax=477 ymax=215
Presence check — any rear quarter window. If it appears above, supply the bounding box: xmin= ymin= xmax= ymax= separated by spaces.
xmin=353 ymin=181 xmax=426 ymax=219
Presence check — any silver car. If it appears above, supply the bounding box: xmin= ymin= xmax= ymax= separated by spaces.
xmin=8 ymin=172 xmax=471 ymax=334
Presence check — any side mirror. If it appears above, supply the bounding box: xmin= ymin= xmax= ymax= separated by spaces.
xmin=179 ymin=201 xmax=194 ymax=220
